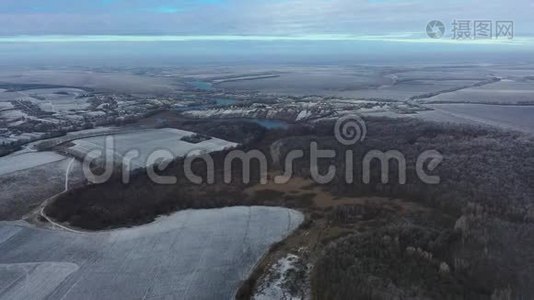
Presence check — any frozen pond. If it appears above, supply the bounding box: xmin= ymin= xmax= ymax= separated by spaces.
xmin=188 ymin=80 xmax=213 ymax=91
xmin=249 ymin=119 xmax=289 ymax=129
xmin=215 ymin=98 xmax=238 ymax=106
xmin=0 ymin=206 xmax=303 ymax=299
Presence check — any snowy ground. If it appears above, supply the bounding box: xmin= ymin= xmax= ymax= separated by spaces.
xmin=254 ymin=254 xmax=307 ymax=300
xmin=0 ymin=102 xmax=13 ymax=111
xmin=0 ymin=127 xmax=237 ymax=220
xmin=66 ymin=128 xmax=238 ymax=169
xmin=416 ymin=104 xmax=534 ymax=134
xmin=0 ymin=110 xmax=27 ymax=122
xmin=0 ymin=152 xmax=67 ymax=176
xmin=26 ymin=88 xmax=91 ymax=113
xmin=0 ymin=206 xmax=303 ymax=299
xmin=422 ymin=79 xmax=534 ymax=105
xmin=0 ymin=158 xmax=84 ymax=220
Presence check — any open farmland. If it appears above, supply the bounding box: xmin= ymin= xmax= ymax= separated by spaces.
xmin=422 ymin=79 xmax=534 ymax=105
xmin=25 ymin=88 xmax=91 ymax=113
xmin=0 ymin=101 xmax=13 ymax=111
xmin=0 ymin=110 xmax=27 ymax=123
xmin=0 ymin=126 xmax=238 ymax=220
xmin=0 ymin=69 xmax=183 ymax=94
xmin=215 ymin=67 xmax=389 ymax=97
xmin=65 ymin=128 xmax=238 ymax=169
xmin=0 ymin=88 xmax=91 ymax=114
xmin=0 ymin=152 xmax=66 ymax=176
xmin=0 ymin=157 xmax=84 ymax=220
xmin=0 ymin=206 xmax=303 ymax=299
xmin=345 ymin=79 xmax=483 ymax=100
xmin=211 ymin=65 xmax=493 ymax=100
xmin=416 ymin=104 xmax=534 ymax=134
xmin=0 ymin=91 xmax=36 ymax=102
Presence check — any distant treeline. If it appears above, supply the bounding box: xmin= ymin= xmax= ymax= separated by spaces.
xmin=0 ymin=82 xmax=93 ymax=92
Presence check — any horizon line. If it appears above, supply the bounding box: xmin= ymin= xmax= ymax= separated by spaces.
xmin=0 ymin=34 xmax=529 ymax=46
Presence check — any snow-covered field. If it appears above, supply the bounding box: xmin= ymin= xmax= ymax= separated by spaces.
xmin=423 ymin=80 xmax=534 ymax=105
xmin=0 ymin=88 xmax=90 ymax=114
xmin=0 ymin=152 xmax=67 ymax=176
xmin=0 ymin=206 xmax=303 ymax=299
xmin=0 ymin=91 xmax=36 ymax=103
xmin=0 ymin=110 xmax=27 ymax=122
xmin=0 ymin=127 xmax=237 ymax=219
xmin=0 ymin=70 xmax=181 ymax=94
xmin=0 ymin=157 xmax=83 ymax=220
xmin=66 ymin=128 xmax=238 ymax=168
xmin=348 ymin=79 xmax=482 ymax=101
xmin=0 ymin=262 xmax=79 ymax=300
xmin=416 ymin=104 xmax=534 ymax=134
xmin=215 ymin=67 xmax=487 ymax=100
xmin=0 ymin=102 xmax=13 ymax=111
xmin=26 ymin=88 xmax=91 ymax=113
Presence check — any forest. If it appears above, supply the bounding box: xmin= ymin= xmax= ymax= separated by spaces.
xmin=45 ymin=116 xmax=534 ymax=299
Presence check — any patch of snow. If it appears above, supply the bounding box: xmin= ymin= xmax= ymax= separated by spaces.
xmin=296 ymin=110 xmax=312 ymax=121
xmin=0 ymin=110 xmax=27 ymax=122
xmin=67 ymin=128 xmax=238 ymax=169
xmin=0 ymin=262 xmax=79 ymax=299
xmin=0 ymin=151 xmax=67 ymax=176
xmin=0 ymin=102 xmax=13 ymax=111
xmin=0 ymin=207 xmax=304 ymax=299
xmin=254 ymin=254 xmax=304 ymax=300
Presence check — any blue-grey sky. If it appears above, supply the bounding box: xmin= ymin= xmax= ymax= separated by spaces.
xmin=0 ymin=0 xmax=532 ymax=36
xmin=0 ymin=0 xmax=532 ymax=67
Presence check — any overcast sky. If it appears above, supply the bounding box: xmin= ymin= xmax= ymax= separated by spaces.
xmin=0 ymin=0 xmax=532 ymax=36
xmin=0 ymin=0 xmax=532 ymax=66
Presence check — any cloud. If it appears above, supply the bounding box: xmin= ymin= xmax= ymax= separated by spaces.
xmin=0 ymin=34 xmax=530 ymax=48
xmin=149 ymin=6 xmax=184 ymax=13
xmin=0 ymin=0 xmax=531 ymax=36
